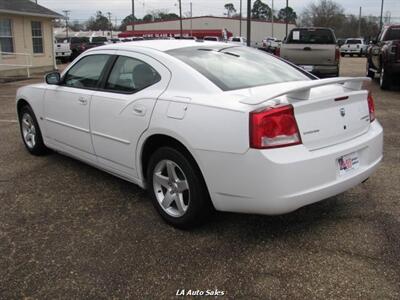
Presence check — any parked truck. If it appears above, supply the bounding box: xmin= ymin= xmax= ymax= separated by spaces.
xmin=279 ymin=27 xmax=340 ymax=78
xmin=366 ymin=24 xmax=400 ymax=90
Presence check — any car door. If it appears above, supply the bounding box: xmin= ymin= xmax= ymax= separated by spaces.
xmin=90 ymin=51 xmax=171 ymax=178
xmin=43 ymin=53 xmax=113 ymax=161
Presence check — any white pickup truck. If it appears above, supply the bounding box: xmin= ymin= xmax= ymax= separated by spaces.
xmin=54 ymin=38 xmax=72 ymax=63
xmin=340 ymin=38 xmax=368 ymax=57
xmin=279 ymin=27 xmax=340 ymax=78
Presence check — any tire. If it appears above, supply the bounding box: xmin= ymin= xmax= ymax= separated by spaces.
xmin=379 ymin=65 xmax=391 ymax=90
xmin=340 ymin=53 xmax=345 ymax=57
xmin=147 ymin=147 xmax=212 ymax=229
xmin=18 ymin=105 xmax=48 ymax=155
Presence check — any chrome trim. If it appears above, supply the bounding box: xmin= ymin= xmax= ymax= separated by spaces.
xmin=91 ymin=131 xmax=131 ymax=145
xmin=45 ymin=117 xmax=90 ymax=133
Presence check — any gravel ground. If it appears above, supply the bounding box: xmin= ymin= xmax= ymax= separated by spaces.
xmin=0 ymin=57 xmax=399 ymax=299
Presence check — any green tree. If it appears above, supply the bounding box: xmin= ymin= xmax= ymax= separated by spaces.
xmin=277 ymin=6 xmax=297 ymax=23
xmin=86 ymin=11 xmax=110 ymax=31
xmin=224 ymin=3 xmax=237 ymax=17
xmin=120 ymin=14 xmax=139 ymax=31
xmin=251 ymin=0 xmax=272 ymax=20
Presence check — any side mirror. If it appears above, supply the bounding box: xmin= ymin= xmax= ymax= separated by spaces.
xmin=45 ymin=72 xmax=60 ymax=85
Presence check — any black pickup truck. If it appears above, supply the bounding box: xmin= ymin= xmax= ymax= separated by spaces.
xmin=366 ymin=24 xmax=400 ymax=90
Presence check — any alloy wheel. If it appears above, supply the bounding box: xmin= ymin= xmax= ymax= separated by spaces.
xmin=21 ymin=113 xmax=36 ymax=149
xmin=153 ymin=159 xmax=190 ymax=218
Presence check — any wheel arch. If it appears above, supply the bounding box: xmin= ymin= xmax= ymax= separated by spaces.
xmin=138 ymin=133 xmax=212 ymax=203
xmin=16 ymin=98 xmax=31 ymax=119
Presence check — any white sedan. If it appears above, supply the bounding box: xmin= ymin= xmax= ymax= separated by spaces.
xmin=16 ymin=40 xmax=383 ymax=228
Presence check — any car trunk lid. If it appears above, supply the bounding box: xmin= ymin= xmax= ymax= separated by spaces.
xmin=239 ymin=77 xmax=372 ymax=150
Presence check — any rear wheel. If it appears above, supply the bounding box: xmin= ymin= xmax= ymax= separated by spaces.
xmin=379 ymin=65 xmax=391 ymax=90
xmin=147 ymin=147 xmax=212 ymax=229
xmin=19 ymin=105 xmax=48 ymax=155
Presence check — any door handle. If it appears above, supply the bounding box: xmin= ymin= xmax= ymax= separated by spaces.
xmin=133 ymin=105 xmax=146 ymax=116
xmin=78 ymin=97 xmax=88 ymax=105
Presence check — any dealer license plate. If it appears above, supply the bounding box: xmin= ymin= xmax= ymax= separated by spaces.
xmin=338 ymin=152 xmax=359 ymax=175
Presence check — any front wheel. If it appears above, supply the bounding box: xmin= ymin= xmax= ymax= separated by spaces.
xmin=19 ymin=105 xmax=48 ymax=155
xmin=147 ymin=147 xmax=212 ymax=229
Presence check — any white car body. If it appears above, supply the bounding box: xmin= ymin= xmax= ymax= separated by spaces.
xmin=340 ymin=38 xmax=368 ymax=56
xmin=16 ymin=40 xmax=383 ymax=216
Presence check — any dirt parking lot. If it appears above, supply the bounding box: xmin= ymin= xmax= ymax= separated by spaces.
xmin=0 ymin=57 xmax=399 ymax=299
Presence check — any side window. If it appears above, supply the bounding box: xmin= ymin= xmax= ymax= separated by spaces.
xmin=105 ymin=56 xmax=161 ymax=93
xmin=63 ymin=54 xmax=109 ymax=89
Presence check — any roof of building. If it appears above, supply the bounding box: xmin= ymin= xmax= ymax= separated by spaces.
xmin=90 ymin=40 xmax=231 ymax=53
xmin=0 ymin=0 xmax=62 ymax=18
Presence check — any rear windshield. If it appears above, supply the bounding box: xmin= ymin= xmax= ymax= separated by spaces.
xmin=385 ymin=27 xmax=400 ymax=40
xmin=71 ymin=37 xmax=89 ymax=43
xmin=92 ymin=37 xmax=107 ymax=43
xmin=167 ymin=46 xmax=309 ymax=91
xmin=346 ymin=39 xmax=363 ymax=44
xmin=287 ymin=29 xmax=336 ymax=44
xmin=56 ymin=37 xmax=70 ymax=43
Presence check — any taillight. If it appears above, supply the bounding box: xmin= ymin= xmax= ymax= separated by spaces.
xmin=335 ymin=47 xmax=340 ymax=62
xmin=368 ymin=93 xmax=375 ymax=122
xmin=249 ymin=104 xmax=302 ymax=149
xmin=275 ymin=47 xmax=280 ymax=57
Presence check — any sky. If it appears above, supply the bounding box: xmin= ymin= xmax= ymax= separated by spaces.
xmin=36 ymin=0 xmax=400 ymax=24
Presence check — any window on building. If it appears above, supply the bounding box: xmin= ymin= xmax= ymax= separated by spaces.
xmin=0 ymin=19 xmax=14 ymax=53
xmin=31 ymin=21 xmax=43 ymax=53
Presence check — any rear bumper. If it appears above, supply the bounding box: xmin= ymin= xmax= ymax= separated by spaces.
xmin=55 ymin=52 xmax=71 ymax=58
xmin=199 ymin=121 xmax=383 ymax=215
xmin=341 ymin=49 xmax=362 ymax=54
xmin=311 ymin=65 xmax=339 ymax=77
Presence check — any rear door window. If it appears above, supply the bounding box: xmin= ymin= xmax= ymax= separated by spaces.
xmin=287 ymin=29 xmax=336 ymax=44
xmin=104 ymin=56 xmax=161 ymax=93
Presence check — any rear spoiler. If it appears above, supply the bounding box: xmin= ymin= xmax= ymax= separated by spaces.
xmin=240 ymin=77 xmax=371 ymax=105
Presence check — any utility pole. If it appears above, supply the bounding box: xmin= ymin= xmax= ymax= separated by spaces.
xmin=379 ymin=0 xmax=384 ymax=31
xmin=246 ymin=0 xmax=251 ymax=46
xmin=271 ymin=0 xmax=274 ymax=37
xmin=358 ymin=6 xmax=362 ymax=37
xmin=285 ymin=0 xmax=288 ymax=37
xmin=107 ymin=12 xmax=112 ymax=38
xmin=62 ymin=10 xmax=70 ymax=38
xmin=239 ymin=0 xmax=242 ymax=37
xmin=132 ymin=0 xmax=135 ymax=31
xmin=190 ymin=2 xmax=193 ymax=36
xmin=179 ymin=0 xmax=183 ymax=37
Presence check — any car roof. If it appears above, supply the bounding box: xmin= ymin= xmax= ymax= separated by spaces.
xmin=93 ymin=40 xmax=230 ymax=52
